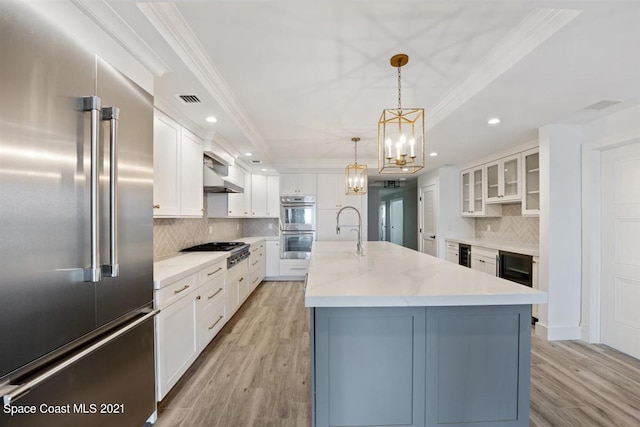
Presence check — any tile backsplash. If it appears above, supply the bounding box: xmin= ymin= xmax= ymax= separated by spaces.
xmin=475 ymin=203 xmax=539 ymax=244
xmin=153 ymin=216 xmax=279 ymax=260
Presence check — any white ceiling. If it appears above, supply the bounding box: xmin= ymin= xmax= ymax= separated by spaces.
xmin=97 ymin=0 xmax=640 ymax=179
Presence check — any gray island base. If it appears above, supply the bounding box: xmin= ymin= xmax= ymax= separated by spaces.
xmin=305 ymin=242 xmax=546 ymax=427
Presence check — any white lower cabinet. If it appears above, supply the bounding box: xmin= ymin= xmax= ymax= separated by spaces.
xmin=249 ymin=240 xmax=266 ymax=291
xmin=471 ymin=247 xmax=498 ymax=276
xmin=155 ymin=281 xmax=199 ymax=401
xmin=445 ymin=241 xmax=459 ymax=263
xmin=265 ymin=240 xmax=280 ymax=278
xmin=155 ymin=258 xmax=227 ymax=402
xmin=227 ymin=259 xmax=249 ymax=317
xmin=280 ymin=259 xmax=310 ymax=277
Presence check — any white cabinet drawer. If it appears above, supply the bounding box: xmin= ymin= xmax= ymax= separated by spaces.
xmin=156 ymin=273 xmax=197 ymax=309
xmin=446 ymin=241 xmax=458 ymax=250
xmin=280 ymin=259 xmax=309 ymax=276
xmin=198 ymin=294 xmax=226 ymax=352
xmin=473 ymin=246 xmax=498 ymax=259
xmin=198 ymin=275 xmax=225 ymax=314
xmin=250 ymin=269 xmax=262 ymax=291
xmin=197 ymin=260 xmax=226 ymax=287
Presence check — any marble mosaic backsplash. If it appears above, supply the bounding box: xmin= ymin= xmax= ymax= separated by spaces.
xmin=153 ymin=216 xmax=279 ymax=260
xmin=475 ymin=203 xmax=539 ymax=244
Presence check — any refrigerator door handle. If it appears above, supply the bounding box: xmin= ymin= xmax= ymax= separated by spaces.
xmin=1 ymin=308 xmax=159 ymax=406
xmin=82 ymin=96 xmax=102 ymax=283
xmin=102 ymin=106 xmax=120 ymax=278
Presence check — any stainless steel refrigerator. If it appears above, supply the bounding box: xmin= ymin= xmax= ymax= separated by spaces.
xmin=0 ymin=2 xmax=156 ymax=426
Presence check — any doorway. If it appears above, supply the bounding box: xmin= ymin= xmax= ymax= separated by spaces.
xmin=419 ymin=184 xmax=437 ymax=256
xmin=601 ymin=141 xmax=640 ymax=359
xmin=390 ymin=198 xmax=403 ymax=245
xmin=379 ymin=202 xmax=387 ymax=241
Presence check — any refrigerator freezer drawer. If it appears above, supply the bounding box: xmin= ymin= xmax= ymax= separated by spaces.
xmin=0 ymin=316 xmax=156 ymax=427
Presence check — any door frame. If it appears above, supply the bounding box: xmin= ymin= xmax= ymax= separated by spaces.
xmin=584 ymin=137 xmax=640 ymax=343
xmin=418 ymin=184 xmax=438 ymax=256
xmin=389 ymin=197 xmax=404 ymax=246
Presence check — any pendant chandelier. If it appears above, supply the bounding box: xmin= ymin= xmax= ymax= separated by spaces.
xmin=345 ymin=137 xmax=367 ymax=195
xmin=378 ymin=54 xmax=425 ymax=174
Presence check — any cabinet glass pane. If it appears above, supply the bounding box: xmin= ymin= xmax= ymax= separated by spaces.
xmin=473 ymin=169 xmax=483 ymax=213
xmin=487 ymin=165 xmax=499 ymax=198
xmin=525 ymin=153 xmax=540 ymax=211
xmin=503 ymin=158 xmax=518 ymax=197
xmin=462 ymin=173 xmax=470 ymax=212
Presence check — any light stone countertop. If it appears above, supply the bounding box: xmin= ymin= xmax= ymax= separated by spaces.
xmin=304 ymin=241 xmax=546 ymax=308
xmin=444 ymin=237 xmax=539 ymax=257
xmin=153 ymin=252 xmax=229 ymax=290
xmin=153 ymin=236 xmax=277 ymax=289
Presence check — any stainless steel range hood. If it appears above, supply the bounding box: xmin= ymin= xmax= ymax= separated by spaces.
xmin=203 ymin=153 xmax=244 ymax=193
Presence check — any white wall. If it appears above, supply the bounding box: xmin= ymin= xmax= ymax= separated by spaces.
xmin=538 ymin=125 xmax=583 ymax=340
xmin=580 ymin=104 xmax=640 ymax=342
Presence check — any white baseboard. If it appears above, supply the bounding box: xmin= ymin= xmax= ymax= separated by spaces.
xmin=534 ymin=323 xmax=581 ymax=341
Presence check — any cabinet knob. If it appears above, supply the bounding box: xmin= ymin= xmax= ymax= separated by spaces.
xmin=153 ymin=204 xmax=160 ymax=209
xmin=201 ymin=208 xmax=205 ymax=212
xmin=229 ymin=210 xmax=232 ymax=213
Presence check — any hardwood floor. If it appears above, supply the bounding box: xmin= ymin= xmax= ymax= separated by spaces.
xmin=155 ymin=281 xmax=640 ymax=427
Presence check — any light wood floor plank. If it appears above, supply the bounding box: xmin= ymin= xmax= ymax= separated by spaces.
xmin=155 ymin=281 xmax=640 ymax=427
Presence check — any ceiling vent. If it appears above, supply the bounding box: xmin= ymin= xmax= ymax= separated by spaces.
xmin=176 ymin=94 xmax=201 ymax=104
xmin=583 ymin=100 xmax=621 ymax=111
xmin=251 ymin=160 xmax=262 ymax=164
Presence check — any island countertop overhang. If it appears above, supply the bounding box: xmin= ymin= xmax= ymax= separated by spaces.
xmin=304 ymin=241 xmax=547 ymax=308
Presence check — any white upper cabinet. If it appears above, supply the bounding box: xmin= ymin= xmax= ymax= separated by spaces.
xmin=461 ymin=166 xmax=501 ymax=218
xmin=521 ymin=148 xmax=540 ymax=216
xmin=179 ymin=128 xmax=205 ymax=216
xmin=226 ymin=170 xmax=251 ymax=217
xmin=280 ymin=173 xmax=316 ymax=195
xmin=209 ymin=172 xmax=279 ymax=218
xmin=485 ymin=154 xmax=521 ymax=203
xmin=250 ymin=174 xmax=280 ymax=218
xmin=266 ymin=176 xmax=280 ymax=217
xmin=251 ymin=174 xmax=267 ymax=216
xmin=317 ymin=173 xmax=353 ymax=209
xmin=153 ymin=113 xmax=180 ymax=216
xmin=153 ymin=110 xmax=203 ymax=218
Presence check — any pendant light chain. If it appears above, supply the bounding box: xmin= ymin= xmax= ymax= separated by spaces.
xmin=354 ymin=139 xmax=358 ymax=165
xmin=397 ymin=60 xmax=402 ymax=111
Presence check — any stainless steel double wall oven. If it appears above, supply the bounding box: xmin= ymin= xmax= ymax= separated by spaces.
xmin=280 ymin=196 xmax=316 ymax=259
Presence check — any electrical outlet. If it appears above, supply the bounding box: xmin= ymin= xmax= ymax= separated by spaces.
xmin=209 ymin=226 xmax=213 ymax=234
xmin=236 ymin=223 xmax=240 ymax=231
xmin=268 ymin=223 xmax=273 ymax=230
xmin=487 ymin=224 xmax=491 ymax=232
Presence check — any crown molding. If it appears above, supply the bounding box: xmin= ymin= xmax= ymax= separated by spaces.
xmin=71 ymin=0 xmax=171 ymax=77
xmin=426 ymin=8 xmax=581 ymax=131
xmin=138 ymin=2 xmax=273 ymax=165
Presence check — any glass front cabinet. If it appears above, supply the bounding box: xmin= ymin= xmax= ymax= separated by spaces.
xmin=521 ymin=148 xmax=540 ymax=216
xmin=460 ymin=166 xmax=502 ymax=217
xmin=485 ymin=154 xmax=521 ymax=204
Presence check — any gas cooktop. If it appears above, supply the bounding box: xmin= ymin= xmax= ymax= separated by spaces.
xmin=182 ymin=242 xmax=246 ymax=252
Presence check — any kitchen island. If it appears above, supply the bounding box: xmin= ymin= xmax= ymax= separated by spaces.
xmin=305 ymin=241 xmax=546 ymax=427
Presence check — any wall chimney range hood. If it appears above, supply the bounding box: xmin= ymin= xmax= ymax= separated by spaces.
xmin=203 ymin=152 xmax=244 ymax=193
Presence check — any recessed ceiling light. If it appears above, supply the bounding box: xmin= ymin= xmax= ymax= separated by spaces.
xmin=429 ymin=152 xmax=438 ymax=157
xmin=402 ymin=168 xmax=409 ymax=172
xmin=205 ymin=116 xmax=217 ymax=123
xmin=488 ymin=118 xmax=501 ymax=125
xmin=261 ymin=168 xmax=267 ymax=172
xmin=245 ymin=152 xmax=253 ymax=157
xmin=399 ymin=178 xmax=406 ymax=181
